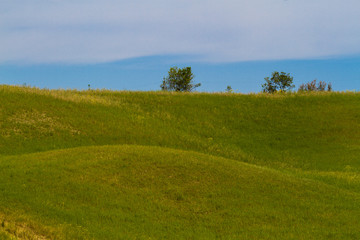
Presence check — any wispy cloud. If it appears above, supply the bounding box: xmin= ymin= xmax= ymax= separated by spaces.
xmin=1 ymin=0 xmax=359 ymax=63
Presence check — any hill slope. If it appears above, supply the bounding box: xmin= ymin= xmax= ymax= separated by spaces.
xmin=0 ymin=85 xmax=360 ymax=239
xmin=1 ymin=145 xmax=359 ymax=239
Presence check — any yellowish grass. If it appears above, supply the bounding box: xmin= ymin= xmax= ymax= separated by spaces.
xmin=3 ymin=110 xmax=81 ymax=137
xmin=0 ymin=213 xmax=50 ymax=240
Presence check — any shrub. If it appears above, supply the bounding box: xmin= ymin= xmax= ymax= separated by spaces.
xmin=327 ymin=82 xmax=333 ymax=92
xmin=160 ymin=67 xmax=201 ymax=92
xmin=225 ymin=85 xmax=233 ymax=93
xmin=298 ymin=80 xmax=332 ymax=92
xmin=262 ymin=71 xmax=294 ymax=93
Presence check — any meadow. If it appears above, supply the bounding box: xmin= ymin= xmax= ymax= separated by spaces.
xmin=0 ymin=85 xmax=359 ymax=239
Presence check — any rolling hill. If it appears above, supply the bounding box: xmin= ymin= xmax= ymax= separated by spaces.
xmin=0 ymin=85 xmax=359 ymax=239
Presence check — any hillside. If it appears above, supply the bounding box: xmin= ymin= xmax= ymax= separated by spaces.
xmin=0 ymin=85 xmax=359 ymax=239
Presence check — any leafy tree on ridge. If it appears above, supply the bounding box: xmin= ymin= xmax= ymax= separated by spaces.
xmin=161 ymin=67 xmax=201 ymax=92
xmin=262 ymin=71 xmax=294 ymax=93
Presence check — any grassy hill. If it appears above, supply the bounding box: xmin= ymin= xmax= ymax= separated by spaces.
xmin=0 ymin=85 xmax=359 ymax=239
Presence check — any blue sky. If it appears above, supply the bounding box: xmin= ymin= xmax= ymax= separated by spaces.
xmin=1 ymin=0 xmax=360 ymax=92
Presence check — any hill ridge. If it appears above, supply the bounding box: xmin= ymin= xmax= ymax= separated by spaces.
xmin=5 ymin=143 xmax=360 ymax=198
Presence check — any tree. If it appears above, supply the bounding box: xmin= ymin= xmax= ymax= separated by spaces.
xmin=225 ymin=85 xmax=233 ymax=93
xmin=160 ymin=67 xmax=201 ymax=92
xmin=262 ymin=71 xmax=294 ymax=93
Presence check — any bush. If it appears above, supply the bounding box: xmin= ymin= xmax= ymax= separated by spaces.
xmin=160 ymin=67 xmax=201 ymax=92
xmin=262 ymin=71 xmax=294 ymax=93
xmin=298 ymin=80 xmax=332 ymax=92
xmin=225 ymin=85 xmax=233 ymax=93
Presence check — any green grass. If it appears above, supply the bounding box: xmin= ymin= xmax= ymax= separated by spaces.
xmin=0 ymin=85 xmax=359 ymax=239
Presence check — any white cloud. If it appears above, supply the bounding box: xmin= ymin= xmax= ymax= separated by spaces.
xmin=0 ymin=0 xmax=360 ymax=63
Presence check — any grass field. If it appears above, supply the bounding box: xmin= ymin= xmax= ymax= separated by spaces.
xmin=0 ymin=85 xmax=359 ymax=239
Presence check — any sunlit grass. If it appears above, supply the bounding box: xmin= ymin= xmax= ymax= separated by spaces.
xmin=0 ymin=85 xmax=359 ymax=239
xmin=1 ymin=145 xmax=360 ymax=239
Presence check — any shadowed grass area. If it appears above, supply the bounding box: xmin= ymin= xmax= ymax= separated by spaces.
xmin=0 ymin=145 xmax=359 ymax=239
xmin=0 ymin=85 xmax=360 ymax=239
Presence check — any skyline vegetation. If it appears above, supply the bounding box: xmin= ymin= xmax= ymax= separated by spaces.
xmin=159 ymin=67 xmax=337 ymax=93
xmin=160 ymin=66 xmax=201 ymax=92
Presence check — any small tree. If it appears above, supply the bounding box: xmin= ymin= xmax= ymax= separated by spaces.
xmin=160 ymin=67 xmax=201 ymax=92
xmin=225 ymin=85 xmax=233 ymax=93
xmin=262 ymin=71 xmax=294 ymax=93
xmin=327 ymin=82 xmax=332 ymax=92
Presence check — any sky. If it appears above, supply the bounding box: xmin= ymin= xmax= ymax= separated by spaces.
xmin=1 ymin=0 xmax=360 ymax=92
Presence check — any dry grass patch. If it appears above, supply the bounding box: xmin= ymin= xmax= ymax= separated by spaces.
xmin=3 ymin=110 xmax=80 ymax=137
xmin=0 ymin=214 xmax=51 ymax=240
